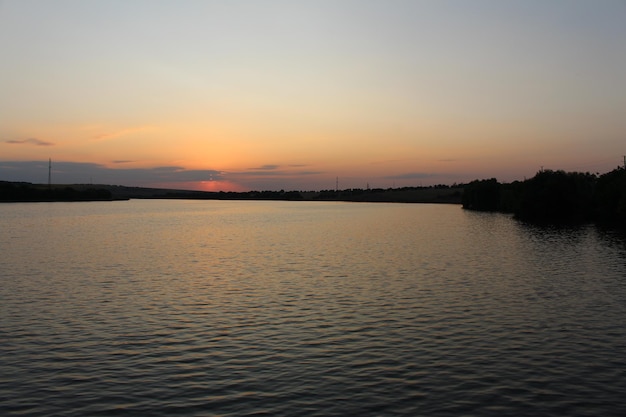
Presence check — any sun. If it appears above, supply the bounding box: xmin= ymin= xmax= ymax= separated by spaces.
xmin=196 ymin=180 xmax=248 ymax=192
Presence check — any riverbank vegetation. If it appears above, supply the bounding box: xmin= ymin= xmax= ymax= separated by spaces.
xmin=0 ymin=181 xmax=114 ymax=202
xmin=4 ymin=166 xmax=625 ymax=229
xmin=0 ymin=181 xmax=462 ymax=204
xmin=118 ymin=184 xmax=463 ymax=204
xmin=462 ymin=167 xmax=626 ymax=228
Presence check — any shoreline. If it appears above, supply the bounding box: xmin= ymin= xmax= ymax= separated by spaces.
xmin=0 ymin=181 xmax=463 ymax=204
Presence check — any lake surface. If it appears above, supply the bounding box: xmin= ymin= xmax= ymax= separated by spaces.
xmin=1 ymin=200 xmax=626 ymax=416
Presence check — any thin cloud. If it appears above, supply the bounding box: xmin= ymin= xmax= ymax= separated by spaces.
xmin=243 ymin=164 xmax=320 ymax=176
xmin=249 ymin=164 xmax=281 ymax=171
xmin=5 ymin=138 xmax=54 ymax=146
xmin=93 ymin=126 xmax=153 ymax=141
xmin=369 ymin=158 xmax=420 ymax=165
xmin=236 ymin=168 xmax=322 ymax=177
xmin=385 ymin=172 xmax=436 ymax=180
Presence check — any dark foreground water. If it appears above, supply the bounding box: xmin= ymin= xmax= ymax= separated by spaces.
xmin=1 ymin=200 xmax=626 ymax=416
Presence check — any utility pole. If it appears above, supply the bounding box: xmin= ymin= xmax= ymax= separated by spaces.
xmin=48 ymin=158 xmax=52 ymax=190
xmin=335 ymin=176 xmax=339 ymax=192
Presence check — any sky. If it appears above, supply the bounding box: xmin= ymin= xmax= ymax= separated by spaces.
xmin=1 ymin=0 xmax=625 ymax=191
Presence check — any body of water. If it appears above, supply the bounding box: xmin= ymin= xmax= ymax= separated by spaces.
xmin=1 ymin=200 xmax=625 ymax=416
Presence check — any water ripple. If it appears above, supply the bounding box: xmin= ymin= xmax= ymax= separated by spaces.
xmin=2 ymin=201 xmax=626 ymax=416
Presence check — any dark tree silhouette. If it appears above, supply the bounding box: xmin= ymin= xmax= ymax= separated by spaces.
xmin=0 ymin=181 xmax=113 ymax=202
xmin=515 ymin=170 xmax=596 ymax=223
xmin=462 ymin=178 xmax=500 ymax=211
xmin=462 ymin=167 xmax=626 ymax=229
xmin=595 ymin=167 xmax=626 ymax=227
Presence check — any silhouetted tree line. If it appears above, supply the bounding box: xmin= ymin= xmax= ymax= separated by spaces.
xmin=314 ymin=185 xmax=461 ymax=203
xmin=462 ymin=167 xmax=626 ymax=227
xmin=0 ymin=182 xmax=113 ymax=202
xmin=160 ymin=189 xmax=304 ymax=200
xmin=156 ymin=185 xmax=462 ymax=203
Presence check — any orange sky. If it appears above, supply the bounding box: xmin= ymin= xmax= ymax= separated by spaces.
xmin=1 ymin=1 xmax=625 ymax=191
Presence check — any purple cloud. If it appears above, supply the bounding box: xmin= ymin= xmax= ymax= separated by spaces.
xmin=6 ymin=138 xmax=55 ymax=146
xmin=384 ymin=172 xmax=435 ymax=180
xmin=249 ymin=164 xmax=281 ymax=170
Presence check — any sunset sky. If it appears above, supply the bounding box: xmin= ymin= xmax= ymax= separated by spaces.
xmin=1 ymin=0 xmax=625 ymax=191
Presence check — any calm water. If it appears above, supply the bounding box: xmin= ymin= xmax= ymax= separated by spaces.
xmin=1 ymin=200 xmax=626 ymax=416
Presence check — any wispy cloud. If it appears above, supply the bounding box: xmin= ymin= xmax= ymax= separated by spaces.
xmin=238 ymin=165 xmax=322 ymax=177
xmin=368 ymin=158 xmax=420 ymax=166
xmin=93 ymin=126 xmax=153 ymax=141
xmin=5 ymin=138 xmax=54 ymax=146
xmin=249 ymin=164 xmax=280 ymax=171
xmin=384 ymin=172 xmax=436 ymax=180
